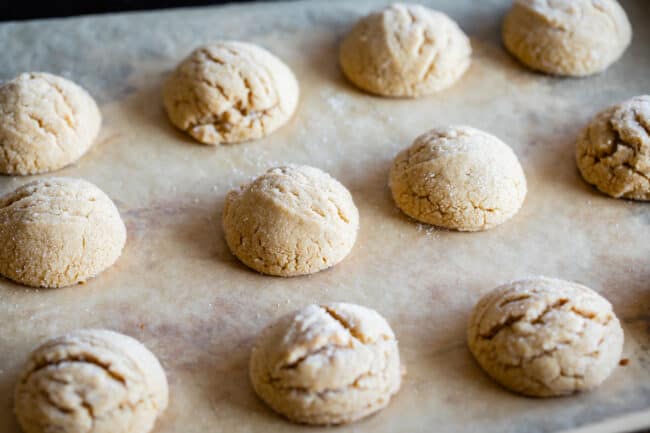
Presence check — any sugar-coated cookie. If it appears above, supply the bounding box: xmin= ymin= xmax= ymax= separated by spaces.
xmin=339 ymin=3 xmax=471 ymax=97
xmin=389 ymin=126 xmax=527 ymax=231
xmin=249 ymin=303 xmax=402 ymax=424
xmin=0 ymin=72 xmax=101 ymax=175
xmin=14 ymin=329 xmax=168 ymax=433
xmin=163 ymin=41 xmax=299 ymax=145
xmin=0 ymin=178 xmax=126 ymax=288
xmin=467 ymin=277 xmax=624 ymax=397
xmin=222 ymin=165 xmax=358 ymax=276
xmin=502 ymin=0 xmax=631 ymax=76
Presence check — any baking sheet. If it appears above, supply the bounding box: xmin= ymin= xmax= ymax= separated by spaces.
xmin=0 ymin=1 xmax=649 ymax=432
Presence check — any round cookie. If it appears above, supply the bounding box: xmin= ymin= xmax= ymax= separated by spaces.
xmin=163 ymin=41 xmax=299 ymax=145
xmin=0 ymin=178 xmax=126 ymax=288
xmin=576 ymin=95 xmax=650 ymax=200
xmin=0 ymin=72 xmax=102 ymax=175
xmin=389 ymin=126 xmax=527 ymax=231
xmin=14 ymin=329 xmax=168 ymax=433
xmin=339 ymin=3 xmax=471 ymax=98
xmin=502 ymin=0 xmax=632 ymax=77
xmin=249 ymin=303 xmax=402 ymax=425
xmin=222 ymin=165 xmax=359 ymax=277
xmin=467 ymin=277 xmax=624 ymax=397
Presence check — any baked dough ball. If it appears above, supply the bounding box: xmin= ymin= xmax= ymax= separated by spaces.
xmin=250 ymin=303 xmax=402 ymax=425
xmin=163 ymin=41 xmax=299 ymax=145
xmin=467 ymin=277 xmax=624 ymax=397
xmin=0 ymin=178 xmax=126 ymax=288
xmin=0 ymin=72 xmax=101 ymax=175
xmin=14 ymin=329 xmax=168 ymax=433
xmin=339 ymin=3 xmax=471 ymax=98
xmin=502 ymin=0 xmax=632 ymax=76
xmin=389 ymin=126 xmax=527 ymax=231
xmin=576 ymin=95 xmax=650 ymax=200
xmin=222 ymin=165 xmax=359 ymax=277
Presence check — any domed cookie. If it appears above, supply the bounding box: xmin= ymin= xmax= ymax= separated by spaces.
xmin=0 ymin=72 xmax=101 ymax=175
xmin=389 ymin=126 xmax=527 ymax=231
xmin=576 ymin=95 xmax=650 ymax=200
xmin=14 ymin=329 xmax=168 ymax=433
xmin=339 ymin=3 xmax=471 ymax=97
xmin=467 ymin=277 xmax=624 ymax=397
xmin=163 ymin=41 xmax=299 ymax=145
xmin=0 ymin=178 xmax=126 ymax=288
xmin=249 ymin=303 xmax=402 ymax=424
xmin=222 ymin=165 xmax=359 ymax=276
xmin=502 ymin=0 xmax=632 ymax=76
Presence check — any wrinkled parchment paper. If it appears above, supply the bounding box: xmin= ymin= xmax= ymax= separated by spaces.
xmin=0 ymin=1 xmax=649 ymax=432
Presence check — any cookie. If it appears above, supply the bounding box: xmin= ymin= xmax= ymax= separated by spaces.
xmin=576 ymin=95 xmax=650 ymax=200
xmin=0 ymin=178 xmax=126 ymax=288
xmin=163 ymin=41 xmax=299 ymax=145
xmin=389 ymin=126 xmax=527 ymax=231
xmin=467 ymin=277 xmax=624 ymax=397
xmin=249 ymin=303 xmax=402 ymax=425
xmin=502 ymin=0 xmax=632 ymax=76
xmin=339 ymin=3 xmax=471 ymax=98
xmin=14 ymin=329 xmax=168 ymax=433
xmin=0 ymin=72 xmax=102 ymax=175
xmin=222 ymin=165 xmax=359 ymax=277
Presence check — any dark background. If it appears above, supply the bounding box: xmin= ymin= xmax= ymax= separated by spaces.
xmin=1 ymin=1 xmax=262 ymax=21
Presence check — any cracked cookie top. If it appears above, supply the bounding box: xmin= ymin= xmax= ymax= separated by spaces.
xmin=502 ymin=0 xmax=631 ymax=76
xmin=163 ymin=41 xmax=299 ymax=145
xmin=222 ymin=165 xmax=359 ymax=277
xmin=249 ymin=303 xmax=402 ymax=425
xmin=467 ymin=277 xmax=624 ymax=397
xmin=14 ymin=329 xmax=168 ymax=433
xmin=0 ymin=178 xmax=126 ymax=288
xmin=389 ymin=125 xmax=527 ymax=231
xmin=576 ymin=95 xmax=650 ymax=200
xmin=339 ymin=3 xmax=471 ymax=98
xmin=0 ymin=72 xmax=102 ymax=175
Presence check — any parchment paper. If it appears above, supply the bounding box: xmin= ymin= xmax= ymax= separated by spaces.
xmin=0 ymin=1 xmax=649 ymax=432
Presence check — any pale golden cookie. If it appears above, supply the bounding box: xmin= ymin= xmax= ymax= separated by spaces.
xmin=502 ymin=0 xmax=632 ymax=76
xmin=576 ymin=95 xmax=650 ymax=200
xmin=163 ymin=41 xmax=299 ymax=145
xmin=222 ymin=165 xmax=359 ymax=277
xmin=0 ymin=178 xmax=126 ymax=288
xmin=467 ymin=277 xmax=624 ymax=397
xmin=0 ymin=72 xmax=102 ymax=175
xmin=339 ymin=3 xmax=471 ymax=97
xmin=389 ymin=126 xmax=527 ymax=231
xmin=249 ymin=303 xmax=402 ymax=425
xmin=14 ymin=329 xmax=168 ymax=433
